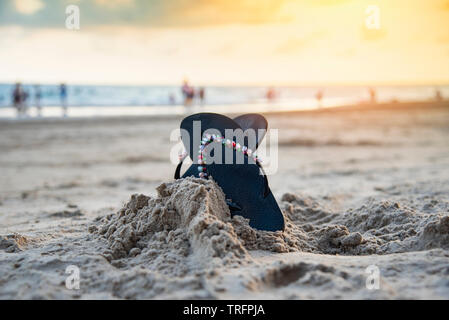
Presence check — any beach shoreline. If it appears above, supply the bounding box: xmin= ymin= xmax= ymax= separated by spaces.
xmin=1 ymin=100 xmax=448 ymax=123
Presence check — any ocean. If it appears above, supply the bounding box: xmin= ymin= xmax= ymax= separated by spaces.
xmin=0 ymin=83 xmax=447 ymax=118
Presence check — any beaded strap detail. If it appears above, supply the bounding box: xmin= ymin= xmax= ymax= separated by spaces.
xmin=197 ymin=134 xmax=261 ymax=179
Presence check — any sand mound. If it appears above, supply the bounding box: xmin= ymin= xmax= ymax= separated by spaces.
xmin=281 ymin=193 xmax=449 ymax=255
xmin=92 ymin=177 xmax=251 ymax=275
xmin=91 ymin=177 xmax=317 ymax=272
xmin=92 ymin=178 xmax=449 ymax=277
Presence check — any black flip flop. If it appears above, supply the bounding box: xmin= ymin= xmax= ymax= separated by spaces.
xmin=177 ymin=113 xmax=267 ymax=178
xmin=174 ymin=113 xmax=284 ymax=232
xmin=233 ymin=113 xmax=268 ymax=150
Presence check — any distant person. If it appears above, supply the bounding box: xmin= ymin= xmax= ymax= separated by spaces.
xmin=23 ymin=87 xmax=29 ymax=114
xmin=12 ymin=83 xmax=27 ymax=117
xmin=369 ymin=87 xmax=377 ymax=104
xmin=435 ymin=89 xmax=442 ymax=101
xmin=12 ymin=83 xmax=22 ymax=116
xmin=60 ymin=83 xmax=68 ymax=117
xmin=316 ymin=89 xmax=323 ymax=108
xmin=198 ymin=87 xmax=205 ymax=106
xmin=169 ymin=93 xmax=176 ymax=105
xmin=34 ymin=84 xmax=42 ymax=117
xmin=181 ymin=80 xmax=194 ymax=107
xmin=266 ymin=87 xmax=276 ymax=102
xmin=189 ymin=87 xmax=195 ymax=105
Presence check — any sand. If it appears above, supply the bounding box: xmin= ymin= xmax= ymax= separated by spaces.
xmin=1 ymin=102 xmax=449 ymax=299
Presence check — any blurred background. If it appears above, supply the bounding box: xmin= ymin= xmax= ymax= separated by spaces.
xmin=0 ymin=0 xmax=448 ymax=118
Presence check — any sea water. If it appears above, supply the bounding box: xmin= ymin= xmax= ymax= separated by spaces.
xmin=0 ymin=83 xmax=447 ymax=119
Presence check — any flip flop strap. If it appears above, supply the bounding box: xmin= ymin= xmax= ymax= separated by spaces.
xmin=174 ymin=156 xmax=212 ymax=181
xmin=174 ymin=159 xmax=184 ymax=179
xmin=256 ymin=162 xmax=270 ymax=198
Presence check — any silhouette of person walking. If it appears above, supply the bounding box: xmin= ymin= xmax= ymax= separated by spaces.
xmin=316 ymin=89 xmax=323 ymax=108
xmin=35 ymin=84 xmax=42 ymax=117
xmin=60 ymin=83 xmax=68 ymax=117
xmin=435 ymin=87 xmax=443 ymax=102
xmin=181 ymin=80 xmax=194 ymax=107
xmin=369 ymin=87 xmax=377 ymax=104
xmin=266 ymin=87 xmax=276 ymax=102
xmin=12 ymin=83 xmax=28 ymax=117
xmin=198 ymin=87 xmax=205 ymax=106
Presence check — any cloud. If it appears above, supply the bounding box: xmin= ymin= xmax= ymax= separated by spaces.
xmin=0 ymin=0 xmax=291 ymax=28
xmin=171 ymin=0 xmax=288 ymax=26
xmin=436 ymin=33 xmax=449 ymax=44
xmin=14 ymin=0 xmax=45 ymax=15
xmin=275 ymin=31 xmax=326 ymax=54
xmin=309 ymin=0 xmax=354 ymax=6
xmin=361 ymin=26 xmax=387 ymax=42
xmin=336 ymin=47 xmax=357 ymax=58
xmin=442 ymin=1 xmax=449 ymax=10
xmin=94 ymin=0 xmax=134 ymax=9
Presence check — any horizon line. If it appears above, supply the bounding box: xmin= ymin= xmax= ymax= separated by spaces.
xmin=1 ymin=80 xmax=449 ymax=88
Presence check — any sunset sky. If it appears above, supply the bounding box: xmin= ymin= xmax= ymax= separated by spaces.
xmin=0 ymin=0 xmax=448 ymax=85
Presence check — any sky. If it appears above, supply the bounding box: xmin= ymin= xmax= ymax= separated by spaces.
xmin=0 ymin=0 xmax=448 ymax=85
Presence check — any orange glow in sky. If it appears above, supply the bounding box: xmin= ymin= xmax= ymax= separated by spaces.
xmin=0 ymin=0 xmax=448 ymax=85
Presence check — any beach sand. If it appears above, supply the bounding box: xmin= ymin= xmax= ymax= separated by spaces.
xmin=1 ymin=102 xmax=449 ymax=299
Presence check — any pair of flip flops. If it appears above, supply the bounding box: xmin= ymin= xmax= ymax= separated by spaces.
xmin=174 ymin=113 xmax=285 ymax=232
